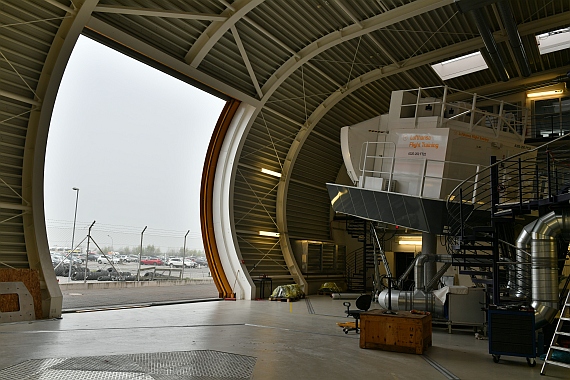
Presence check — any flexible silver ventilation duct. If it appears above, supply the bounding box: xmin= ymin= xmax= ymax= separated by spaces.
xmin=414 ymin=254 xmax=431 ymax=291
xmin=515 ymin=219 xmax=537 ymax=298
xmin=379 ymin=207 xmax=565 ymax=327
xmin=530 ymin=211 xmax=568 ymax=328
xmin=378 ymin=253 xmax=444 ymax=316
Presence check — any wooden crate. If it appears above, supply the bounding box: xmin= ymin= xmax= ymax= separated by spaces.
xmin=359 ymin=310 xmax=432 ymax=354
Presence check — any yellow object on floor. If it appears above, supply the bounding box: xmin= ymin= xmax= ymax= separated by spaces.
xmin=336 ymin=321 xmax=356 ymax=329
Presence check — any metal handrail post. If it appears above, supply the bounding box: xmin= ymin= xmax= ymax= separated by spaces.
xmin=547 ymin=151 xmax=552 ymax=202
xmin=469 ymin=92 xmax=477 ymax=131
xmin=459 ymin=188 xmax=464 ymax=240
xmin=518 ymin=158 xmax=523 ymax=212
xmin=419 ymin=158 xmax=428 ymax=197
xmin=439 ymin=85 xmax=448 ymax=126
xmin=414 ymin=88 xmax=421 ymax=128
xmin=472 ymin=165 xmax=480 ymax=204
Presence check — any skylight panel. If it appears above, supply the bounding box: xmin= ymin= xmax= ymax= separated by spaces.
xmin=431 ymin=52 xmax=488 ymax=81
xmin=536 ymin=27 xmax=570 ymax=55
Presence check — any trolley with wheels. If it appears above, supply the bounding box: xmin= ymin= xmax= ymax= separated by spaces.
xmin=488 ymin=306 xmax=536 ymax=367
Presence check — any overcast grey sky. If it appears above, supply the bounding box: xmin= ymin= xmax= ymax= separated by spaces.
xmin=44 ymin=35 xmax=226 ymax=252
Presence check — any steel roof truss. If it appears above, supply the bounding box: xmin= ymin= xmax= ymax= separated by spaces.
xmin=93 ymin=5 xmax=226 ymax=21
xmin=231 ymin=25 xmax=263 ymax=99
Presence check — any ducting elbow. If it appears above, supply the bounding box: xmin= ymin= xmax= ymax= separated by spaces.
xmin=414 ymin=254 xmax=435 ymax=291
xmin=514 ymin=219 xmax=537 ymax=298
xmin=530 ymin=211 xmax=569 ymax=328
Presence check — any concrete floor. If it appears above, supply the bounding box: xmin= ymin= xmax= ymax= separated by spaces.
xmin=0 ymin=296 xmax=568 ymax=379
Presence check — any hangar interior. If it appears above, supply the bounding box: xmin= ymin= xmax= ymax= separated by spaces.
xmin=1 ymin=0 xmax=570 ymax=378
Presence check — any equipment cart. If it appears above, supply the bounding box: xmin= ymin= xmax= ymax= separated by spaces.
xmin=488 ymin=306 xmax=536 ymax=366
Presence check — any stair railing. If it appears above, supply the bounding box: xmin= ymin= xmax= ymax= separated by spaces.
xmin=446 ymin=132 xmax=570 ymax=257
xmin=446 ymin=133 xmax=570 ymax=301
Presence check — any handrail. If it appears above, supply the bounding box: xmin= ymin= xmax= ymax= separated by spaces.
xmin=358 ymin=140 xmax=481 ymax=199
xmin=444 ymin=132 xmax=570 ymax=300
xmin=397 ymin=85 xmax=528 ymax=139
xmin=446 ymin=132 xmax=570 ymax=211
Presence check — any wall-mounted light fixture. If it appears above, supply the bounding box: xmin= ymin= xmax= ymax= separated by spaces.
xmin=527 ymin=84 xmax=565 ymax=98
xmin=527 ymin=89 xmax=564 ymax=98
xmin=261 ymin=168 xmax=282 ymax=178
xmin=398 ymin=237 xmax=422 ymax=245
xmin=259 ymin=231 xmax=280 ymax=237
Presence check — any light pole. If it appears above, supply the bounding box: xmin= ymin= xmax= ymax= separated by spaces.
xmin=107 ymin=234 xmax=114 ymax=254
xmin=69 ymin=187 xmax=79 ymax=281
xmin=137 ymin=226 xmax=147 ymax=281
xmin=182 ymin=230 xmax=189 ymax=279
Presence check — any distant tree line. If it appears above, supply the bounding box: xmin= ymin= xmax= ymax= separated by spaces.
xmin=96 ymin=244 xmax=205 ymax=257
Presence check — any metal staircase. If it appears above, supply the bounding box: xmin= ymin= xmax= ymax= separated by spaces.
xmin=446 ymin=133 xmax=570 ymax=307
xmin=344 ymin=218 xmax=391 ymax=293
xmin=345 ymin=218 xmax=368 ymax=292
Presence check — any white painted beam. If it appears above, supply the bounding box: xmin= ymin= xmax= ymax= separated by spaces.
xmin=0 ymin=202 xmax=31 ymax=211
xmin=0 ymin=90 xmax=41 ymax=107
xmin=185 ymin=0 xmax=264 ymax=67
xmin=231 ymin=26 xmax=263 ymax=99
xmin=93 ymin=5 xmax=226 ymax=21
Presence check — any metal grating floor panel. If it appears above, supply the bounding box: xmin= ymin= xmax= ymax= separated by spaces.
xmin=0 ymin=351 xmax=256 ymax=380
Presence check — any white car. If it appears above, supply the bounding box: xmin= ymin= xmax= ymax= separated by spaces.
xmin=167 ymin=258 xmax=184 ymax=268
xmin=167 ymin=257 xmax=196 ymax=268
xmin=97 ymin=255 xmax=121 ymax=264
xmin=183 ymin=258 xmax=197 ymax=268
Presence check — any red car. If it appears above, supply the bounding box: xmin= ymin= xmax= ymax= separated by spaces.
xmin=140 ymin=257 xmax=164 ymax=265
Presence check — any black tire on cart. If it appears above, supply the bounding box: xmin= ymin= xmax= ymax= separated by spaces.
xmin=492 ymin=355 xmax=500 ymax=363
xmin=526 ymin=358 xmax=536 ymax=367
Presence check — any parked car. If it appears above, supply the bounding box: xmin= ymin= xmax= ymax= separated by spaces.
xmin=97 ymin=255 xmax=121 ymax=264
xmin=183 ymin=258 xmax=197 ymax=268
xmin=166 ymin=257 xmax=184 ymax=268
xmin=195 ymin=257 xmax=208 ymax=267
xmin=128 ymin=255 xmax=139 ymax=262
xmin=52 ymin=253 xmax=82 ymax=266
xmin=140 ymin=257 xmax=163 ymax=265
xmin=87 ymin=254 xmax=99 ymax=261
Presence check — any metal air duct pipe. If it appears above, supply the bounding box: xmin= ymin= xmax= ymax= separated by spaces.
xmin=414 ymin=253 xmax=437 ymax=291
xmin=377 ymin=288 xmax=444 ymax=316
xmin=422 ymin=232 xmax=438 ymax=284
xmin=496 ymin=0 xmax=532 ymax=77
xmin=514 ymin=219 xmax=537 ymax=298
xmin=530 ymin=211 xmax=568 ymax=328
xmin=469 ymin=7 xmax=510 ymax=82
xmin=378 ymin=253 xmax=444 ymax=316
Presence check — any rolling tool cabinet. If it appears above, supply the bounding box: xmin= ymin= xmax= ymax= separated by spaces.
xmin=488 ymin=307 xmax=536 ymax=366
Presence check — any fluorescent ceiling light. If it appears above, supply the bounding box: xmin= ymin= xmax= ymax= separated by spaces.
xmin=259 ymin=231 xmax=280 ymax=237
xmin=398 ymin=240 xmax=422 ymax=245
xmin=261 ymin=168 xmax=281 ymax=178
xmin=527 ymin=89 xmax=564 ymax=98
xmin=431 ymin=52 xmax=488 ymax=81
xmin=536 ymin=27 xmax=570 ymax=55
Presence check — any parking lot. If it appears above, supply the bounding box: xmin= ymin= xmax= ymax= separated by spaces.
xmin=56 ymin=261 xmax=218 ymax=311
xmin=54 ymin=258 xmax=211 ymax=281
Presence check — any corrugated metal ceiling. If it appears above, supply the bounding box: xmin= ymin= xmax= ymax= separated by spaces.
xmin=1 ymin=0 xmax=569 ymax=282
